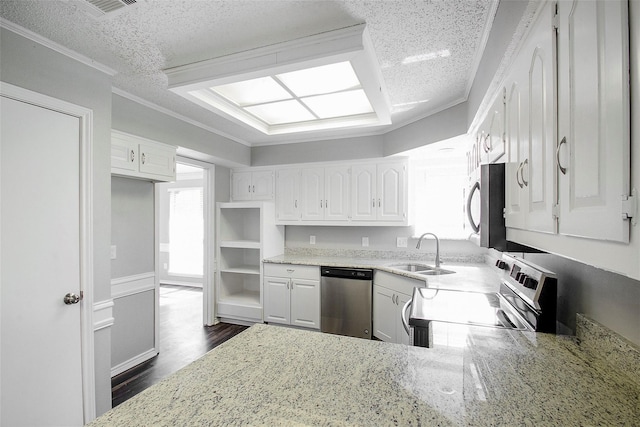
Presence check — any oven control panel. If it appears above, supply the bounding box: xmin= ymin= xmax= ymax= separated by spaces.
xmin=494 ymin=254 xmax=556 ymax=309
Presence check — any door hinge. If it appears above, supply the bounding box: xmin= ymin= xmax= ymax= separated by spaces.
xmin=552 ymin=203 xmax=560 ymax=220
xmin=621 ymin=189 xmax=637 ymax=225
xmin=552 ymin=3 xmax=559 ymax=31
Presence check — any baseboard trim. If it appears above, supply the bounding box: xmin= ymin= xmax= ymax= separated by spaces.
xmin=111 ymin=348 xmax=158 ymax=378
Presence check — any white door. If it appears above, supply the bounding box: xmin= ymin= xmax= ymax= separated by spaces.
xmin=351 ymin=164 xmax=377 ymax=221
xmin=275 ymin=169 xmax=301 ymax=221
xmin=377 ymin=162 xmax=405 ymax=222
xmin=324 ymin=165 xmax=350 ymax=221
xmin=556 ymin=0 xmax=630 ymax=242
xmin=300 ymin=167 xmax=324 ymax=221
xmin=231 ymin=171 xmax=252 ymax=201
xmin=372 ymin=285 xmax=395 ymax=342
xmin=290 ymin=278 xmax=320 ymax=329
xmin=251 ymin=170 xmax=274 ymax=201
xmin=1 ymin=96 xmax=84 ymax=425
xmin=263 ymin=276 xmax=290 ymax=324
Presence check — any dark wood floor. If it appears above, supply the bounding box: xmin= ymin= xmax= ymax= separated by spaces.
xmin=111 ymin=285 xmax=248 ymax=407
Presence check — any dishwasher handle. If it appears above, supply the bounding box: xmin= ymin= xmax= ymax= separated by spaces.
xmin=401 ymin=298 xmax=412 ymax=335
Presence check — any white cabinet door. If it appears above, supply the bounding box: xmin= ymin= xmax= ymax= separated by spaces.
xmin=111 ymin=133 xmax=137 ymax=172
xmin=138 ymin=141 xmax=176 ymax=180
xmin=377 ymin=162 xmax=406 ymax=222
xmin=290 ymin=278 xmax=320 ymax=329
xmin=251 ymin=170 xmax=274 ymax=201
xmin=373 ymin=285 xmax=396 ymax=342
xmin=263 ymin=276 xmax=290 ymax=325
xmin=351 ymin=164 xmax=377 ymax=221
xmin=522 ymin=1 xmax=557 ymax=234
xmin=276 ymin=169 xmax=301 ymax=221
xmin=324 ymin=165 xmax=350 ymax=221
xmin=301 ymin=167 xmax=324 ymax=221
xmin=556 ymin=0 xmax=630 ymax=242
xmin=231 ymin=171 xmax=252 ymax=201
xmin=485 ymin=90 xmax=506 ymax=164
xmin=504 ymin=61 xmax=528 ymax=230
xmin=396 ymin=292 xmax=411 ymax=346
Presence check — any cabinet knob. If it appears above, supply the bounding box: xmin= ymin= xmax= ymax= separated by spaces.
xmin=141 ymin=153 xmax=146 ymax=165
xmin=521 ymin=159 xmax=529 ymax=187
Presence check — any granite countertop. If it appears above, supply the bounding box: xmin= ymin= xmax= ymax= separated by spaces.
xmin=89 ymin=323 xmax=639 ymax=426
xmin=264 ymin=253 xmax=501 ymax=293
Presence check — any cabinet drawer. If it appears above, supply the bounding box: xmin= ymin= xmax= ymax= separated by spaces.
xmin=263 ymin=263 xmax=319 ymax=280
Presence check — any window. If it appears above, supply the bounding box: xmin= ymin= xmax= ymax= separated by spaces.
xmin=406 ymin=137 xmax=469 ymax=239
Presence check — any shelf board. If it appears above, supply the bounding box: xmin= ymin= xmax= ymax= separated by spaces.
xmin=219 ymin=240 xmax=260 ymax=249
xmin=218 ymin=290 xmax=261 ymax=307
xmin=220 ymin=266 xmax=260 ymax=275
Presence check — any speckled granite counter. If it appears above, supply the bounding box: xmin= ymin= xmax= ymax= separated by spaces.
xmin=264 ymin=253 xmax=501 ymax=293
xmin=90 ymin=323 xmax=639 ymax=426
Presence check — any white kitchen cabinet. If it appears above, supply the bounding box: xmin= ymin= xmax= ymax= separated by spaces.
xmin=503 ymin=1 xmax=557 ymax=234
xmin=232 ymin=170 xmax=274 ymax=201
xmin=351 ymin=161 xmax=407 ymax=223
xmin=372 ymin=271 xmax=419 ymax=345
xmin=216 ymin=202 xmax=284 ymax=324
xmin=263 ymin=263 xmax=320 ymax=329
xmin=324 ymin=165 xmax=351 ymax=221
xmin=556 ymin=0 xmax=631 ymax=242
xmin=275 ymin=168 xmax=301 ymax=221
xmin=300 ymin=167 xmax=324 ymax=221
xmin=111 ymin=130 xmax=176 ymax=182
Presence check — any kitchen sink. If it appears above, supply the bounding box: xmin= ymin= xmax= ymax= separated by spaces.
xmin=386 ymin=263 xmax=456 ymax=276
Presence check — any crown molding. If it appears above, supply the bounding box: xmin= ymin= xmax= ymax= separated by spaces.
xmin=0 ymin=18 xmax=117 ymax=76
xmin=111 ymin=87 xmax=250 ymax=147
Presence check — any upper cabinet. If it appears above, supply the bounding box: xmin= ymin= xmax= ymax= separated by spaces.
xmin=111 ymin=130 xmax=176 ymax=182
xmin=504 ymin=0 xmax=557 ymax=235
xmin=231 ymin=170 xmax=274 ymax=201
xmin=269 ymin=158 xmax=408 ymax=226
xmin=556 ymin=0 xmax=631 ymax=242
xmin=351 ymin=162 xmax=407 ymax=223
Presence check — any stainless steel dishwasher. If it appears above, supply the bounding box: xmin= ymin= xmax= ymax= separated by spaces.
xmin=320 ymin=266 xmax=373 ymax=339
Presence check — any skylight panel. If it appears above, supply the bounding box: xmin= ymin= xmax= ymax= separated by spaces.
xmin=302 ymin=89 xmax=374 ymax=119
xmin=212 ymin=76 xmax=292 ymax=106
xmin=276 ymin=62 xmax=361 ymax=97
xmin=245 ymin=99 xmax=315 ymax=125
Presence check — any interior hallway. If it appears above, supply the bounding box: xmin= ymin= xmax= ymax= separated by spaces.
xmin=111 ymin=285 xmax=248 ymax=407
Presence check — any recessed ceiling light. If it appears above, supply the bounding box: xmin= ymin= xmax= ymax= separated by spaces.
xmin=402 ymin=49 xmax=451 ymax=65
xmin=164 ymin=24 xmax=391 ymax=135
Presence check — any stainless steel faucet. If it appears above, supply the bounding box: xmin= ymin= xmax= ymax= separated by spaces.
xmin=416 ymin=232 xmax=441 ymax=268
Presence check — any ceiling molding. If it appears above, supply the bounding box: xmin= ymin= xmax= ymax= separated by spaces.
xmin=0 ymin=17 xmax=117 ymax=76
xmin=111 ymin=87 xmax=251 ymax=147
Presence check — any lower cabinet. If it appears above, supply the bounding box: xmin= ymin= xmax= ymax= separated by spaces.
xmin=373 ymin=271 xmax=421 ymax=345
xmin=263 ymin=263 xmax=320 ymax=330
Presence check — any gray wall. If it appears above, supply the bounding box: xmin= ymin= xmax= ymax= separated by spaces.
xmin=524 ymin=253 xmax=640 ymax=347
xmin=111 ymin=177 xmax=155 ymax=277
xmin=112 ymin=93 xmax=251 ymax=167
xmin=285 ymin=226 xmax=485 ymax=260
xmin=0 ymin=27 xmax=113 ymax=415
xmin=110 ymin=290 xmax=156 ymax=367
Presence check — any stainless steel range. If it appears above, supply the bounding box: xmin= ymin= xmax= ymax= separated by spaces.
xmin=403 ymin=253 xmax=557 ymax=347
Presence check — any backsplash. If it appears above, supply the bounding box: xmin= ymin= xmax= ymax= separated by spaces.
xmin=284 ymin=247 xmax=486 ymax=264
xmin=576 ymin=314 xmax=640 ymax=387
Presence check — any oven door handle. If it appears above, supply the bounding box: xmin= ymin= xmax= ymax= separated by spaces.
xmin=497 ymin=309 xmax=518 ymax=329
xmin=401 ymin=299 xmax=412 ymax=334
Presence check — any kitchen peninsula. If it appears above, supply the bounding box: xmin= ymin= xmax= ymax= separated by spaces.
xmin=89 ymin=320 xmax=638 ymax=426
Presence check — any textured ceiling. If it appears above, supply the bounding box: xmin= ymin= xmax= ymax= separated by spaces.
xmin=0 ymin=0 xmax=497 ymax=146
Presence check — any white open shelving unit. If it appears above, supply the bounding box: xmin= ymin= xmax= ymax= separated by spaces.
xmin=216 ymin=201 xmax=284 ymax=324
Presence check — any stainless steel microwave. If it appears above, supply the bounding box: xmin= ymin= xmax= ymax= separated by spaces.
xmin=466 ymin=163 xmax=537 ymax=252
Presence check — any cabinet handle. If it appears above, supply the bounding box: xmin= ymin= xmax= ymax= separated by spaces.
xmin=294 ymin=200 xmax=298 ymax=208
xmin=252 ymin=185 xmax=255 ymax=193
xmin=392 ymin=294 xmax=396 ymax=305
xmin=141 ymin=153 xmax=146 ymax=165
xmin=521 ymin=158 xmax=529 ymax=187
xmin=130 ymin=149 xmax=135 ymax=163
xmin=483 ymin=133 xmax=491 ymax=152
xmin=248 ymin=185 xmax=251 ymax=193
xmin=286 ymin=269 xmax=294 ymax=273
xmin=320 ymin=200 xmax=323 ymax=208
xmin=557 ymin=137 xmax=567 ymax=175
xmin=372 ymin=198 xmax=375 ymax=208
xmin=325 ymin=200 xmax=328 ymax=210
xmin=378 ymin=199 xmax=381 ymax=208
xmin=516 ymin=162 xmax=523 ymax=189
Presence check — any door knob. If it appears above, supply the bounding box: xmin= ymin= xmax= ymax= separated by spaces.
xmin=63 ymin=293 xmax=81 ymax=305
